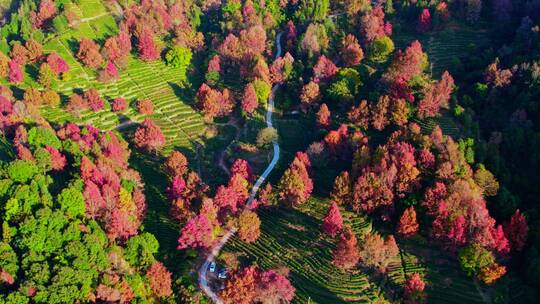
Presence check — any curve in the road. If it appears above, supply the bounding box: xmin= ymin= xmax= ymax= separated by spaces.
xmin=198 ymin=32 xmax=283 ymax=304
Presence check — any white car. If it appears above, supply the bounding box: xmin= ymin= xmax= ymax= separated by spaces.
xmin=217 ymin=269 xmax=228 ymax=279
xmin=209 ymin=262 xmax=216 ymax=273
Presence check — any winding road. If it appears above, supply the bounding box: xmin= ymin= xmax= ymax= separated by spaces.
xmin=198 ymin=32 xmax=283 ymax=304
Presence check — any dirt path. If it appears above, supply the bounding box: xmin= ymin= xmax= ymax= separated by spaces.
xmin=215 ymin=118 xmax=241 ymax=176
xmin=198 ymin=31 xmax=283 ymax=304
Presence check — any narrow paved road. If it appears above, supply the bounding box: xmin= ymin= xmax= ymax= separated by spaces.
xmin=198 ymin=32 xmax=283 ymax=304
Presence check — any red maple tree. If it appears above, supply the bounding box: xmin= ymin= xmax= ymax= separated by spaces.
xmin=137 ymin=27 xmax=160 ymax=61
xmin=164 ymin=151 xmax=189 ymax=178
xmin=241 ymin=83 xmax=258 ymax=114
xmin=404 ymin=272 xmax=426 ymax=304
xmin=417 ymin=9 xmax=432 ymax=33
xmin=316 ymin=104 xmax=331 ymax=128
xmin=322 ymin=201 xmax=344 ymax=237
xmin=146 ymin=262 xmax=173 ymax=298
xmin=133 ymin=119 xmax=166 ymax=152
xmin=111 ymin=97 xmax=127 ymax=112
xmin=332 ymin=226 xmax=360 ymax=270
xmin=177 ymin=214 xmax=214 ymax=250
xmin=504 ymin=209 xmax=528 ymax=251
xmin=77 ymin=38 xmax=103 ymax=69
xmin=397 ymin=207 xmax=419 ymax=237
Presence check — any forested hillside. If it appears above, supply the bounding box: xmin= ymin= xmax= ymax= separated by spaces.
xmin=0 ymin=0 xmax=539 ymax=303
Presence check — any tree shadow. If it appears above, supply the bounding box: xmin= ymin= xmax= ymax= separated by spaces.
xmin=59 ymin=92 xmax=71 ymax=107
xmin=397 ymin=238 xmax=486 ymax=303
xmin=25 ymin=64 xmax=39 ymax=80
xmin=128 ymin=150 xmax=194 ymax=275
xmin=66 ymin=38 xmax=80 ymax=54
xmin=195 ymin=124 xmax=237 ymax=188
xmin=9 ymin=85 xmax=25 ymax=100
xmin=168 ymin=81 xmax=196 ymax=107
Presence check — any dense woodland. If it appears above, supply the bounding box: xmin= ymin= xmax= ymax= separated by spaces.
xmin=0 ymin=0 xmax=539 ymax=303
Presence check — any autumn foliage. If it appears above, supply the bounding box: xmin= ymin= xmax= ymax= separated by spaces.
xmin=278 ymin=152 xmax=313 ymax=207
xmin=136 ymin=26 xmax=161 ymax=61
xmin=46 ymin=53 xmax=69 ymax=76
xmin=360 ymin=6 xmax=392 ymax=43
xmin=332 ymin=226 xmax=360 ymax=270
xmin=164 ymin=151 xmax=189 ymax=178
xmin=504 ymin=209 xmax=528 ymax=252
xmin=322 ymin=201 xmax=343 ymax=237
xmin=30 ymin=0 xmax=56 ymax=29
xmin=238 ymin=210 xmax=261 ymax=243
xmin=177 ymin=214 xmax=214 ymax=250
xmin=417 ymin=71 xmax=454 ymax=118
xmin=136 ymin=99 xmax=154 ymax=115
xmin=241 ymin=83 xmax=258 ymax=114
xmin=77 ymin=38 xmax=103 ymax=69
xmin=8 ymin=60 xmax=23 ymax=84
xmin=341 ymin=34 xmax=364 ymax=66
xmin=404 ymin=273 xmax=426 ymax=304
xmin=359 ymin=233 xmax=399 ymax=271
xmin=133 ymin=119 xmax=166 ymax=152
xmin=417 ymin=9 xmax=432 ymax=33
xmin=146 ymin=262 xmax=173 ymax=298
xmin=112 ymin=97 xmax=127 ymax=112
xmin=197 ymin=83 xmax=234 ymax=120
xmin=220 ymin=266 xmax=295 ymax=304
xmin=397 ymin=207 xmax=419 ymax=237
xmin=316 ymin=103 xmax=331 ymax=128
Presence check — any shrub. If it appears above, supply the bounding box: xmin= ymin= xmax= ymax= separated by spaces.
xmin=112 ymin=97 xmax=127 ymax=112
xmin=42 ymin=90 xmax=60 ymax=106
xmin=23 ymin=88 xmax=43 ymax=106
xmin=136 ymin=99 xmax=154 ymax=115
xmin=256 ymin=127 xmax=278 ymax=147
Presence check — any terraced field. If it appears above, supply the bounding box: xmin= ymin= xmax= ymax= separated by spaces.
xmin=413 ymin=113 xmax=462 ymax=138
xmin=394 ymin=21 xmax=490 ymax=78
xmin=222 ymin=197 xmax=390 ymax=304
xmin=424 ymin=24 xmax=490 ymax=77
xmin=223 ymin=195 xmax=489 ymax=304
xmin=8 ymin=0 xmax=204 ymax=155
xmin=398 ymin=240 xmax=487 ymax=304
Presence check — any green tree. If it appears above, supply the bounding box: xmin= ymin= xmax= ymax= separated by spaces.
xmin=124 ymin=232 xmax=159 ymax=268
xmin=38 ymin=63 xmax=57 ymax=88
xmin=295 ymin=0 xmax=329 ymax=23
xmin=458 ymin=244 xmax=495 ymax=277
xmin=0 ymin=242 xmax=18 ymax=281
xmin=367 ymin=36 xmax=395 ymax=63
xmin=7 ymin=160 xmax=38 ymax=183
xmin=33 ymin=147 xmax=53 ymax=172
xmin=327 ymin=68 xmax=362 ymax=102
xmin=28 ymin=127 xmax=62 ymax=149
xmin=252 ymin=79 xmax=271 ymax=106
xmin=57 ymin=186 xmax=86 ymax=219
xmin=165 ymin=46 xmax=193 ymax=69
